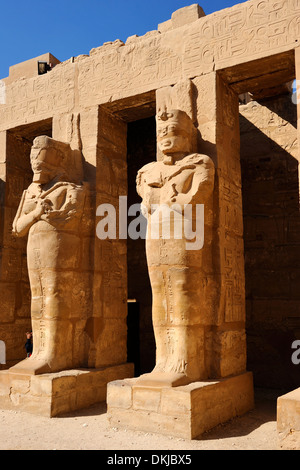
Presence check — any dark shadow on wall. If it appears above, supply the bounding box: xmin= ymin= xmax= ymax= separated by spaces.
xmin=263 ymin=93 xmax=297 ymax=129
xmin=127 ymin=116 xmax=156 ymax=376
xmin=0 ymin=178 xmax=5 ymax=249
xmin=239 ymin=98 xmax=300 ymax=391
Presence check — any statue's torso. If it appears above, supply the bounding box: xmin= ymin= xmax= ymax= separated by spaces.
xmin=137 ymin=154 xmax=215 ymax=264
xmin=24 ymin=181 xmax=85 ymax=236
xmin=137 ymin=154 xmax=214 ymax=210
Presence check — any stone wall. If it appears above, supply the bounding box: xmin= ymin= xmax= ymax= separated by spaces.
xmin=1 ymin=0 xmax=300 ymax=131
xmin=0 ymin=1 xmax=299 ymax=387
xmin=240 ymin=93 xmax=300 ymax=389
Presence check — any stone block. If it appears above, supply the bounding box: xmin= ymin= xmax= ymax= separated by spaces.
xmin=107 ymin=372 xmax=254 ymax=439
xmin=107 ymin=379 xmax=134 ymax=409
xmin=0 ymin=363 xmax=133 ymax=417
xmin=277 ymin=388 xmax=300 ymax=450
xmin=30 ymin=375 xmax=52 ymax=396
xmin=8 ymin=53 xmax=60 ymax=82
xmin=109 ymin=407 xmax=191 ymax=439
xmin=171 ymin=4 xmax=205 ymax=29
xmin=132 ymin=386 xmax=161 ymax=412
xmin=157 ymin=19 xmax=172 ymax=33
xmin=161 ymin=387 xmax=191 ymax=416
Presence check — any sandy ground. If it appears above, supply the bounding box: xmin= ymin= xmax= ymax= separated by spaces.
xmin=0 ymin=388 xmax=284 ymax=451
xmin=0 ymin=388 xmax=285 ymax=451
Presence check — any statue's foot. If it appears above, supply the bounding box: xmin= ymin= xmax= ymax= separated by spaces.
xmin=9 ymin=357 xmax=52 ymax=375
xmin=135 ymin=370 xmax=192 ymax=387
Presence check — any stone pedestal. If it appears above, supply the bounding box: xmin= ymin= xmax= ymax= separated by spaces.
xmin=0 ymin=363 xmax=133 ymax=417
xmin=107 ymin=372 xmax=254 ymax=439
xmin=277 ymin=388 xmax=300 ymax=450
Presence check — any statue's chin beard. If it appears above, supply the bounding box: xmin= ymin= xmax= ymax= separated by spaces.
xmin=162 ymin=155 xmax=173 ymax=165
xmin=33 ymin=172 xmax=49 ymax=184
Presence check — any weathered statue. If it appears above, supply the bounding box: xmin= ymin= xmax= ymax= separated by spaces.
xmin=11 ymin=136 xmax=87 ymax=374
xmin=136 ymin=109 xmax=215 ymax=386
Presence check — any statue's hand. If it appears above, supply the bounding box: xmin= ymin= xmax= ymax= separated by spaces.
xmin=32 ymin=199 xmax=52 ymax=220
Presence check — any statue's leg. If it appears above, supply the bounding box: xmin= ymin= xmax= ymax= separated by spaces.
xmin=136 ymin=266 xmax=193 ymax=387
xmin=158 ymin=267 xmax=190 ymax=383
xmin=148 ymin=267 xmax=168 ymax=372
xmin=10 ymin=232 xmax=76 ymax=375
xmin=167 ymin=266 xmax=207 ymax=382
xmin=12 ymin=268 xmax=75 ymax=374
xmin=30 ymin=268 xmax=74 ymax=373
xmin=9 ymin=242 xmax=46 ymax=373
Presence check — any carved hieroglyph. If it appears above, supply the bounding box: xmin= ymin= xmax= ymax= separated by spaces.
xmin=136 ymin=109 xmax=215 ymax=386
xmin=11 ymin=136 xmax=87 ymax=374
xmin=1 ymin=0 xmax=300 ymax=131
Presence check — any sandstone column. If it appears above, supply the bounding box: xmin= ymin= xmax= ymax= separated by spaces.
xmin=92 ymin=107 xmax=128 ymax=369
xmin=194 ymin=72 xmax=247 ymax=378
xmin=146 ymin=74 xmax=248 ymax=381
xmin=107 ymin=75 xmax=253 ymax=439
xmin=53 ymin=107 xmax=129 ymax=370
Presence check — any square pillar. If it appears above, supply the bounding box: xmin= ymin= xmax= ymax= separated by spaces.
xmin=107 ymin=74 xmax=253 ymax=439
xmin=91 ymin=106 xmax=129 ymax=369
xmin=54 ymin=108 xmax=132 ymax=371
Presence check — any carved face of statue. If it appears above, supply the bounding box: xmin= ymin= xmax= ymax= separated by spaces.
xmin=30 ymin=137 xmax=65 ymax=184
xmin=156 ymin=110 xmax=193 ymax=162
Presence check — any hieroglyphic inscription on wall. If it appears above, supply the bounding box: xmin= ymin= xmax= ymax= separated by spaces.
xmin=240 ymin=98 xmax=298 ymax=159
xmin=0 ymin=64 xmax=75 ymax=130
xmin=184 ymin=0 xmax=300 ymax=76
xmin=79 ymin=0 xmax=300 ymax=107
xmin=1 ymin=0 xmax=300 ymax=131
xmin=78 ymin=35 xmax=183 ymax=108
xmin=218 ymin=175 xmax=245 ymax=324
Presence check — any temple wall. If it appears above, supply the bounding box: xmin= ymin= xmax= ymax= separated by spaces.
xmin=1 ymin=0 xmax=300 ymax=131
xmin=0 ymin=0 xmax=299 ymax=388
xmin=240 ymin=94 xmax=300 ymax=389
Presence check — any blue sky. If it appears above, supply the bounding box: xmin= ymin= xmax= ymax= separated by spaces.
xmin=0 ymin=0 xmax=248 ymax=80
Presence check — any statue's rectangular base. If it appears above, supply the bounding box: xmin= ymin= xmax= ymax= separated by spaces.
xmin=0 ymin=363 xmax=133 ymax=417
xmin=277 ymin=387 xmax=300 ymax=450
xmin=107 ymin=372 xmax=254 ymax=439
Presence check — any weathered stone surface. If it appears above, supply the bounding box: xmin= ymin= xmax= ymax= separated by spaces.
xmin=0 ymin=0 xmax=298 ymax=439
xmin=135 ymin=107 xmax=215 ymax=386
xmin=0 ymin=363 xmax=133 ymax=417
xmin=240 ymin=94 xmax=300 ymax=391
xmin=277 ymin=388 xmax=300 ymax=450
xmin=1 ymin=2 xmax=300 ymax=130
xmin=107 ymin=372 xmax=254 ymax=439
xmin=9 ymin=136 xmax=88 ymax=375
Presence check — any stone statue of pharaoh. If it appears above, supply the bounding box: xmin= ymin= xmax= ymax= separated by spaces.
xmin=11 ymin=136 xmax=86 ymax=375
xmin=136 ymin=109 xmax=215 ymax=386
